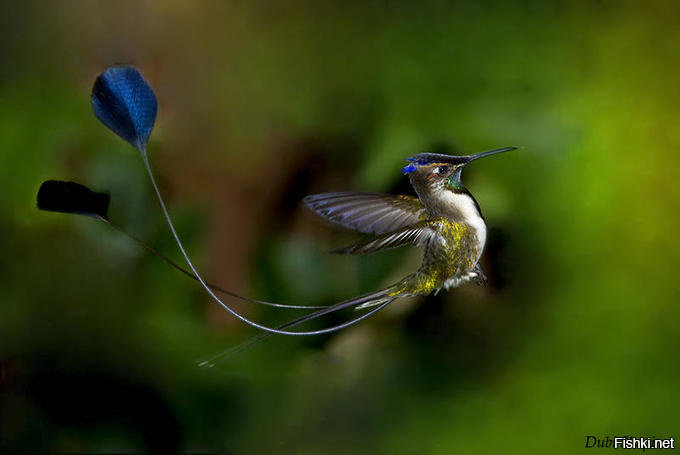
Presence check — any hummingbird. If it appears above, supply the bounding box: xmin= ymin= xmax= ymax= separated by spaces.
xmin=40 ymin=65 xmax=516 ymax=361
xmin=303 ymin=146 xmax=516 ymax=309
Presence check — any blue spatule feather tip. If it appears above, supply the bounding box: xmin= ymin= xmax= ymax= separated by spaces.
xmin=91 ymin=66 xmax=157 ymax=153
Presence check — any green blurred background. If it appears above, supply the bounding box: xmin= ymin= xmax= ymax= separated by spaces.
xmin=2 ymin=1 xmax=679 ymax=453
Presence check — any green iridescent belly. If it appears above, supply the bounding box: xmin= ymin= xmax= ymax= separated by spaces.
xmin=400 ymin=218 xmax=482 ymax=295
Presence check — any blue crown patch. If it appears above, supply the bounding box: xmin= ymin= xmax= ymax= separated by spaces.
xmin=401 ymin=164 xmax=418 ymax=174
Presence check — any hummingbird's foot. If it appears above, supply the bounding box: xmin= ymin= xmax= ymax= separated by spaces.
xmin=472 ymin=266 xmax=487 ymax=286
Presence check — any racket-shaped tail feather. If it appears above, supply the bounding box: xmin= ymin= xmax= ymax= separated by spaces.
xmin=88 ymin=65 xmax=391 ymax=338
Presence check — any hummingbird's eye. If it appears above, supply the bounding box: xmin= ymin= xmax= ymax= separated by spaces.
xmin=433 ymin=166 xmax=449 ymax=175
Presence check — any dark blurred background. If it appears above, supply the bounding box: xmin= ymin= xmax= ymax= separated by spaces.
xmin=2 ymin=1 xmax=679 ymax=453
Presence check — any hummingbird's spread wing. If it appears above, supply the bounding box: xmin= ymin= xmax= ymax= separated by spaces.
xmin=332 ymin=221 xmax=438 ymax=255
xmin=304 ymin=192 xmax=427 ymax=235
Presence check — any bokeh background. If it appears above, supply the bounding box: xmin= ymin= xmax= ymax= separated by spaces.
xmin=2 ymin=1 xmax=680 ymax=453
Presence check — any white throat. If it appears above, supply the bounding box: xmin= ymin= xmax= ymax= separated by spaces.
xmin=439 ymin=190 xmax=487 ymax=252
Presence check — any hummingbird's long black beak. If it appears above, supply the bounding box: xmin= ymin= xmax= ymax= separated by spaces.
xmin=463 ymin=146 xmax=517 ymax=164
xmin=403 ymin=146 xmax=517 ymax=174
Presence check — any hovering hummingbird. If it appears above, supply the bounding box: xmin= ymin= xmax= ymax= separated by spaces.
xmin=38 ymin=65 xmax=516 ymax=363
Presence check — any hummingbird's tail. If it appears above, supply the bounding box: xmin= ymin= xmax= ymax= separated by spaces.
xmin=280 ymin=282 xmax=404 ymax=324
xmin=352 ymin=282 xmax=407 ymax=309
xmin=352 ymin=272 xmax=422 ymax=309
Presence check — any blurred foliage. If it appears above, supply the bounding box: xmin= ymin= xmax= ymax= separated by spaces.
xmin=1 ymin=0 xmax=680 ymax=453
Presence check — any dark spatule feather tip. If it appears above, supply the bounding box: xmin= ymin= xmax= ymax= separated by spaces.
xmin=37 ymin=180 xmax=110 ymax=219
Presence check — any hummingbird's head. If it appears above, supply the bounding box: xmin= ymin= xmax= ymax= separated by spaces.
xmin=402 ymin=147 xmax=517 ymax=191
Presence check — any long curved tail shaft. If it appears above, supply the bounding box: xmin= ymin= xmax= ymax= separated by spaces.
xmin=198 ymin=288 xmax=401 ymax=367
xmin=142 ymin=154 xmax=398 ymax=336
